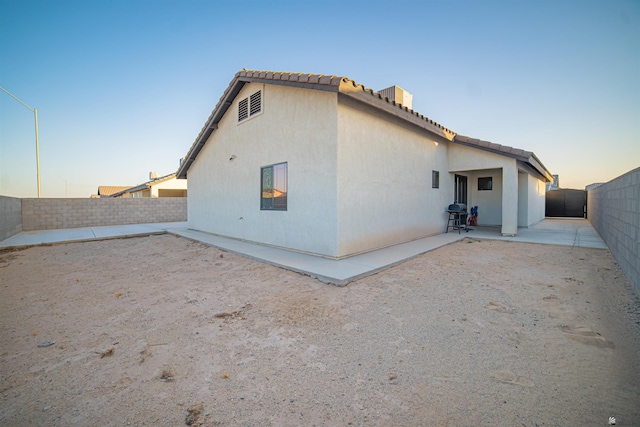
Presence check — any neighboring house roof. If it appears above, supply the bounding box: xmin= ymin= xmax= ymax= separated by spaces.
xmin=111 ymin=173 xmax=178 ymax=197
xmin=177 ymin=68 xmax=552 ymax=182
xmin=97 ymin=186 xmax=132 ymax=197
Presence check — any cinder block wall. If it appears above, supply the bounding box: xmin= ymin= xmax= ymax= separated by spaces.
xmin=0 ymin=196 xmax=23 ymax=241
xmin=587 ymin=167 xmax=640 ymax=296
xmin=21 ymin=198 xmax=187 ymax=231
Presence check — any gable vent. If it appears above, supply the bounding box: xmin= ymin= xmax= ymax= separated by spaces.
xmin=250 ymin=90 xmax=262 ymax=116
xmin=238 ymin=98 xmax=249 ymax=121
xmin=238 ymin=90 xmax=262 ymax=123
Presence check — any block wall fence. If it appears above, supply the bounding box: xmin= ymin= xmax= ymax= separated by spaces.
xmin=587 ymin=167 xmax=640 ymax=296
xmin=0 ymin=196 xmax=23 ymax=241
xmin=0 ymin=196 xmax=187 ymax=240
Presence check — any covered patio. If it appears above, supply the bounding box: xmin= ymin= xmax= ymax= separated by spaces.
xmin=449 ymin=136 xmax=553 ymax=236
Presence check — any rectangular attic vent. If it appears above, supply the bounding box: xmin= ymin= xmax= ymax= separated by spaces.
xmin=238 ymin=90 xmax=262 ymax=123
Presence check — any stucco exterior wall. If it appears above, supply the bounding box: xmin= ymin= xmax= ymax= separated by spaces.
xmin=467 ymin=169 xmax=503 ymax=226
xmin=518 ymin=172 xmax=528 ymax=227
xmin=187 ymin=82 xmax=340 ymax=256
xmin=525 ymin=171 xmax=546 ymax=226
xmin=587 ymin=167 xmax=640 ymax=296
xmin=150 ymin=178 xmax=188 ymax=197
xmin=185 ymin=80 xmax=549 ymax=257
xmin=448 ymin=143 xmax=514 ymax=173
xmin=335 ymin=95 xmax=452 ymax=257
xmin=0 ymin=196 xmax=22 ymax=241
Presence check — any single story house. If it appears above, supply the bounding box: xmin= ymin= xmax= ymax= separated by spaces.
xmin=94 ymin=185 xmax=132 ymax=198
xmin=111 ymin=173 xmax=187 ymax=198
xmin=176 ymin=69 xmax=552 ymax=259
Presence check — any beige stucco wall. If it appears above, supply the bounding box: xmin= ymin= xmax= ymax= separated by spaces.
xmin=129 ymin=178 xmax=187 ymax=198
xmin=518 ymin=170 xmax=545 ymax=227
xmin=335 ymin=95 xmax=452 ymax=257
xmin=518 ymin=172 xmax=528 ymax=227
xmin=186 ymin=81 xmax=548 ymax=256
xmin=150 ymin=178 xmax=187 ymax=197
xmin=466 ymin=168 xmax=503 ymax=226
xmin=448 ymin=143 xmax=515 ymax=173
xmin=187 ymin=82 xmax=340 ymax=256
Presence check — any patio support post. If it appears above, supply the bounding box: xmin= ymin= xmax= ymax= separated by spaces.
xmin=501 ymin=163 xmax=518 ymax=236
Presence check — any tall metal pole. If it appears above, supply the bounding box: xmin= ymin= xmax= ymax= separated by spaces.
xmin=34 ymin=108 xmax=41 ymax=197
xmin=0 ymin=86 xmax=41 ymax=197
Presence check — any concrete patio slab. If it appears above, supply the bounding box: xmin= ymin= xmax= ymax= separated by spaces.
xmin=170 ymin=227 xmax=467 ymax=285
xmin=1 ymin=218 xmax=607 ymax=285
xmin=470 ymin=218 xmax=608 ymax=249
xmin=0 ymin=222 xmax=188 ymax=248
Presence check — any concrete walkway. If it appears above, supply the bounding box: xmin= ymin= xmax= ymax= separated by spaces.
xmin=0 ymin=222 xmax=186 ymax=247
xmin=0 ymin=218 xmax=607 ymax=286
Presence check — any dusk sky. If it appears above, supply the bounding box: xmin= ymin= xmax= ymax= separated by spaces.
xmin=1 ymin=0 xmax=638 ymax=198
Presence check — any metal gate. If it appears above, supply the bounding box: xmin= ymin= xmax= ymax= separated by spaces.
xmin=545 ymin=189 xmax=586 ymax=218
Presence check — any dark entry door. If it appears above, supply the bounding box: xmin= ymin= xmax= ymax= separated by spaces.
xmin=455 ymin=174 xmax=468 ymax=204
xmin=545 ymin=189 xmax=586 ymax=217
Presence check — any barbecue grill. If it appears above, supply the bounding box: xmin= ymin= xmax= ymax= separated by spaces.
xmin=446 ymin=203 xmax=468 ymax=233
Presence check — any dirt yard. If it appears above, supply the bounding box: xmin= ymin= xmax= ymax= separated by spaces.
xmin=1 ymin=234 xmax=639 ymax=426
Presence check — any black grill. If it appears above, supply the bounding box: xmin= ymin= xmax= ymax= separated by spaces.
xmin=446 ymin=203 xmax=469 ymax=233
xmin=447 ymin=203 xmax=467 ymax=213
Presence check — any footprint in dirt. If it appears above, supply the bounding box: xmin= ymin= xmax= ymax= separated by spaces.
xmin=485 ymin=301 xmax=514 ymax=314
xmin=558 ymin=325 xmax=615 ymax=349
xmin=543 ymin=341 xmax=568 ymax=367
xmin=491 ymin=369 xmax=534 ymax=387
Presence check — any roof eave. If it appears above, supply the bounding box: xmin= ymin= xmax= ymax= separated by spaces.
xmin=176 ymin=73 xmax=246 ymax=179
xmin=453 ymin=137 xmax=529 ymax=162
xmin=453 ymin=135 xmax=553 ymax=182
xmin=529 ymin=153 xmax=554 ymax=182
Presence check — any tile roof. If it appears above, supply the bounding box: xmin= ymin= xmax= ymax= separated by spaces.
xmin=177 ymin=69 xmax=456 ymax=179
xmin=453 ymin=135 xmax=552 ymax=181
xmin=176 ymin=68 xmax=552 ymax=182
xmin=453 ymin=135 xmax=532 ymax=160
xmin=97 ymin=186 xmax=132 ymax=197
xmin=234 ymin=70 xmax=455 ymax=140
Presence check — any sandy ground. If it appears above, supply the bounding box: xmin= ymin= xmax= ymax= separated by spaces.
xmin=1 ymin=234 xmax=639 ymax=426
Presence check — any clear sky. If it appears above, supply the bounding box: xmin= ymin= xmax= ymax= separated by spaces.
xmin=1 ymin=0 xmax=638 ymax=198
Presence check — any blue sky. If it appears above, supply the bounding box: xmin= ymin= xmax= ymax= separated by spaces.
xmin=1 ymin=0 xmax=638 ymax=198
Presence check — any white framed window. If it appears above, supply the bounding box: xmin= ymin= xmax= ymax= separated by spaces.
xmin=238 ymin=89 xmax=263 ymax=123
